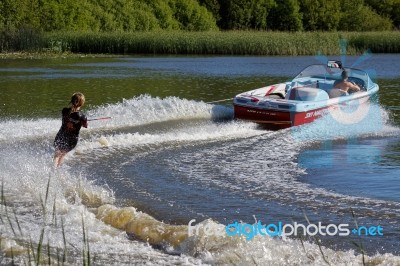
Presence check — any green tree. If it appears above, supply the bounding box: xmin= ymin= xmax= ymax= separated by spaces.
xmin=300 ymin=0 xmax=340 ymax=31
xmin=88 ymin=0 xmax=160 ymax=31
xmin=250 ymin=0 xmax=276 ymax=30
xmin=0 ymin=3 xmax=3 ymax=30
xmin=268 ymin=0 xmax=302 ymax=31
xmin=129 ymin=4 xmax=160 ymax=31
xmin=0 ymin=0 xmax=43 ymax=51
xmin=169 ymin=0 xmax=217 ymax=31
xmin=365 ymin=0 xmax=400 ymax=29
xmin=37 ymin=0 xmax=61 ymax=31
xmin=198 ymin=0 xmax=220 ymax=24
xmin=90 ymin=0 xmax=119 ymax=31
xmin=339 ymin=0 xmax=392 ymax=31
xmin=0 ymin=0 xmax=37 ymax=29
xmin=219 ymin=0 xmax=252 ymax=30
xmin=148 ymin=0 xmax=180 ymax=30
xmin=38 ymin=0 xmax=95 ymax=31
xmin=219 ymin=0 xmax=275 ymax=30
xmin=116 ymin=0 xmax=159 ymax=31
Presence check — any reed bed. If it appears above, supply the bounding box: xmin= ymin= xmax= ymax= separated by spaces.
xmin=42 ymin=31 xmax=400 ymax=56
xmin=43 ymin=31 xmax=340 ymax=55
xmin=347 ymin=31 xmax=400 ymax=53
xmin=1 ymin=30 xmax=400 ymax=55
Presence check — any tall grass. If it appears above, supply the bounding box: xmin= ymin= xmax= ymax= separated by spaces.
xmin=0 ymin=175 xmax=92 ymax=265
xmin=43 ymin=31 xmax=344 ymax=55
xmin=41 ymin=31 xmax=400 ymax=55
xmin=1 ymin=30 xmax=400 ymax=55
xmin=347 ymin=31 xmax=400 ymax=53
xmin=0 ymin=27 xmax=44 ymax=52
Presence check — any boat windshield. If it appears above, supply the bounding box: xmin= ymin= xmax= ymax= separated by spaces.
xmin=294 ymin=64 xmax=341 ymax=79
xmin=293 ymin=64 xmax=371 ymax=87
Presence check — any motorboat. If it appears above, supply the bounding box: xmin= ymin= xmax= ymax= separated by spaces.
xmin=233 ymin=60 xmax=379 ymax=129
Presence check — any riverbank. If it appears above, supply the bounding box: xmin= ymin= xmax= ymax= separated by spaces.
xmin=1 ymin=31 xmax=400 ymax=56
xmin=0 ymin=51 xmax=121 ymax=59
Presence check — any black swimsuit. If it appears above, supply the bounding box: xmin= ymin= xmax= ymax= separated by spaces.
xmin=54 ymin=108 xmax=88 ymax=152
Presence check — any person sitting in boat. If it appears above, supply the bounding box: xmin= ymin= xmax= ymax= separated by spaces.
xmin=329 ymin=70 xmax=361 ymax=98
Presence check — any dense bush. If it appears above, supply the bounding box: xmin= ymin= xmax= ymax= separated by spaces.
xmin=268 ymin=0 xmax=303 ymax=31
xmin=339 ymin=0 xmax=393 ymax=31
xmin=0 ymin=0 xmax=217 ymax=32
xmin=300 ymin=0 xmax=340 ymax=31
xmin=1 ymin=0 xmax=398 ymax=33
xmin=365 ymin=0 xmax=400 ymax=29
xmin=218 ymin=0 xmax=275 ymax=30
xmin=1 ymin=0 xmax=400 ymax=53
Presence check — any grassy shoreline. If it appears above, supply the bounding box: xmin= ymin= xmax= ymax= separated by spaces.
xmin=0 ymin=51 xmax=122 ymax=59
xmin=1 ymin=31 xmax=400 ymax=57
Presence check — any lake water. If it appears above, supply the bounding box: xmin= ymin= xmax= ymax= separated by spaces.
xmin=0 ymin=55 xmax=400 ymax=265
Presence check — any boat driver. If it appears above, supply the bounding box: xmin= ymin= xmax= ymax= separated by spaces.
xmin=329 ymin=70 xmax=361 ymax=98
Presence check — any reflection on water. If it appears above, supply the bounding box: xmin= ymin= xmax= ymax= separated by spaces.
xmin=298 ymin=137 xmax=400 ymax=200
xmin=0 ymin=60 xmax=283 ymax=119
xmin=1 ymin=55 xmax=400 ymax=123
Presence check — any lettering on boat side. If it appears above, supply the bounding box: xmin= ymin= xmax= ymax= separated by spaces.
xmin=247 ymin=109 xmax=277 ymax=116
xmin=305 ymin=108 xmax=331 ymax=119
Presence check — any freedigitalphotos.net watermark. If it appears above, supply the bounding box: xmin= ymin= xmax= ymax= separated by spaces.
xmin=188 ymin=219 xmax=383 ymax=241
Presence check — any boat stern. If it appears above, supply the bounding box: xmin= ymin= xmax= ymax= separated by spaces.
xmin=233 ymin=103 xmax=292 ymax=129
xmin=233 ymin=91 xmax=295 ymax=129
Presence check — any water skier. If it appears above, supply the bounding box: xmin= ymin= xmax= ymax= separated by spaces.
xmin=53 ymin=92 xmax=88 ymax=167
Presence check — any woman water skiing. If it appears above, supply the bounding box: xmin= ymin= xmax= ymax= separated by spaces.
xmin=53 ymin=92 xmax=88 ymax=167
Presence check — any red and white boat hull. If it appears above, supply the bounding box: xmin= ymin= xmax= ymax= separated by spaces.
xmin=232 ymin=62 xmax=379 ymax=130
xmin=234 ymin=104 xmax=333 ymax=129
xmin=233 ymin=86 xmax=375 ymax=129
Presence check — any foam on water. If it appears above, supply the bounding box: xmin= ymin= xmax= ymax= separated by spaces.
xmin=0 ymin=95 xmax=232 ymax=142
xmin=165 ymin=102 xmax=400 ymax=220
xmin=86 ymin=94 xmax=233 ymax=128
xmin=76 ymin=120 xmax=263 ymax=155
xmin=96 ymin=205 xmax=400 ymax=265
xmin=0 ymin=118 xmax=59 ymax=142
xmin=0 ymin=96 xmax=251 ymax=264
xmin=1 ymin=96 xmax=400 ymax=265
xmin=0 ymin=137 xmax=202 ymax=264
xmin=291 ymin=100 xmax=399 ymax=141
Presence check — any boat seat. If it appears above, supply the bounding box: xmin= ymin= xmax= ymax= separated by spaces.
xmin=317 ymin=80 xmax=342 ymax=97
xmin=328 ymin=89 xmax=349 ymax=98
xmin=285 ymin=87 xmax=329 ymax=101
xmin=317 ymin=81 xmax=335 ymax=91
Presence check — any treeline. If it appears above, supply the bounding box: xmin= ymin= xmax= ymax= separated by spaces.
xmin=1 ymin=0 xmax=399 ymax=33
xmin=204 ymin=0 xmax=400 ymax=31
xmin=1 ymin=0 xmax=400 ymax=54
xmin=0 ymin=0 xmax=217 ymax=32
